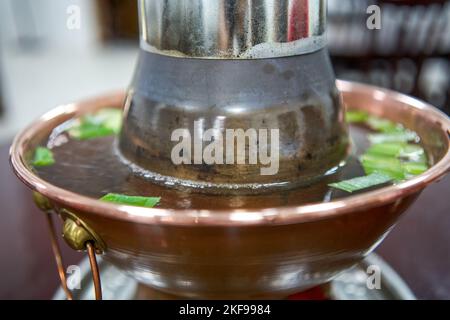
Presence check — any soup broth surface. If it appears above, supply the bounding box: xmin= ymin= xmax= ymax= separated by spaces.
xmin=33 ymin=122 xmax=394 ymax=210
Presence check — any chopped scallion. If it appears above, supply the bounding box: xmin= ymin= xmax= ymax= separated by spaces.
xmin=366 ymin=142 xmax=426 ymax=162
xmin=366 ymin=116 xmax=403 ymax=133
xmin=336 ymin=113 xmax=429 ymax=192
xmin=94 ymin=109 xmax=123 ymax=134
xmin=399 ymin=144 xmax=426 ymax=162
xmin=67 ymin=108 xmax=122 ymax=140
xmin=329 ymin=173 xmax=392 ymax=193
xmin=32 ymin=147 xmax=55 ymax=167
xmin=360 ymin=154 xmax=405 ymax=180
xmin=402 ymin=162 xmax=428 ymax=176
xmin=100 ymin=193 xmax=160 ymax=208
xmin=368 ymin=131 xmax=418 ymax=144
xmin=366 ymin=142 xmax=405 ymax=158
xmin=346 ymin=110 xmax=369 ymax=123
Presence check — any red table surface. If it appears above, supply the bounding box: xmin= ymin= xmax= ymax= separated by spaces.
xmin=0 ymin=142 xmax=449 ymax=300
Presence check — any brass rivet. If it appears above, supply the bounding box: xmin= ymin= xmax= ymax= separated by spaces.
xmin=62 ymin=218 xmax=94 ymax=251
xmin=32 ymin=192 xmax=53 ymax=211
xmin=61 ymin=210 xmax=106 ymax=253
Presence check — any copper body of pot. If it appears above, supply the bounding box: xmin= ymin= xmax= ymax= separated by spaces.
xmin=10 ymin=81 xmax=450 ymax=299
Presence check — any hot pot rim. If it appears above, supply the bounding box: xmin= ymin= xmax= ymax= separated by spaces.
xmin=9 ymin=80 xmax=450 ymax=227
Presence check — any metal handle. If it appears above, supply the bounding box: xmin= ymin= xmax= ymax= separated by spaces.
xmin=86 ymin=242 xmax=102 ymax=300
xmin=45 ymin=213 xmax=74 ymax=300
xmin=34 ymin=192 xmax=104 ymax=300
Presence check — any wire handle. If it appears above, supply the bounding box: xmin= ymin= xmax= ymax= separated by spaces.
xmin=46 ymin=213 xmax=74 ymax=300
xmin=34 ymin=193 xmax=104 ymax=300
xmin=86 ymin=242 xmax=102 ymax=300
xmin=45 ymin=213 xmax=103 ymax=300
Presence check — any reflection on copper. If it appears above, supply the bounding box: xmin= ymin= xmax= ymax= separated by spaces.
xmin=45 ymin=213 xmax=73 ymax=300
xmin=87 ymin=242 xmax=102 ymax=300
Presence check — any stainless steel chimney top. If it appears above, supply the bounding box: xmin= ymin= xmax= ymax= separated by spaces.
xmin=138 ymin=0 xmax=327 ymax=59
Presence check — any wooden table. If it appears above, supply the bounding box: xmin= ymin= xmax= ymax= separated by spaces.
xmin=1 ymin=142 xmax=449 ymax=299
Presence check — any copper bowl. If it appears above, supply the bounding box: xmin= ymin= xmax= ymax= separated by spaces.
xmin=10 ymin=81 xmax=450 ymax=299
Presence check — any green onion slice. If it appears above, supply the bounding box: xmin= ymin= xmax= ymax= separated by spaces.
xmin=366 ymin=116 xmax=404 ymax=133
xmin=402 ymin=162 xmax=428 ymax=176
xmin=67 ymin=108 xmax=122 ymax=140
xmin=32 ymin=147 xmax=55 ymax=167
xmin=365 ymin=142 xmax=405 ymax=157
xmin=329 ymin=173 xmax=392 ymax=193
xmin=399 ymin=144 xmax=426 ymax=163
xmin=360 ymin=154 xmax=405 ymax=180
xmin=366 ymin=142 xmax=426 ymax=162
xmin=100 ymin=193 xmax=160 ymax=208
xmin=368 ymin=131 xmax=418 ymax=144
xmin=346 ymin=110 xmax=369 ymax=123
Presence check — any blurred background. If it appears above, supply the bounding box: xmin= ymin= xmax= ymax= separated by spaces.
xmin=0 ymin=0 xmax=449 ymax=144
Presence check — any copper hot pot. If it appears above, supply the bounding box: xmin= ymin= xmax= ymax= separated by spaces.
xmin=10 ymin=81 xmax=450 ymax=299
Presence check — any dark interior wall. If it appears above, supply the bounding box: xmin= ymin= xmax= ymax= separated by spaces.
xmin=96 ymin=0 xmax=139 ymax=42
xmin=329 ymin=0 xmax=450 ymax=114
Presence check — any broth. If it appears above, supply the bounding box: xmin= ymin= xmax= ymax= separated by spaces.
xmin=32 ymin=123 xmax=385 ymax=210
